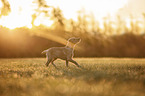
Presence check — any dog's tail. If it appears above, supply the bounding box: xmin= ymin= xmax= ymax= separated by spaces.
xmin=41 ymin=49 xmax=49 ymax=54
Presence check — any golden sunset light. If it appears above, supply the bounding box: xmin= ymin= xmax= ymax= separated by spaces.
xmin=0 ymin=0 xmax=130 ymax=29
xmin=0 ymin=0 xmax=145 ymax=32
xmin=46 ymin=0 xmax=128 ymax=19
xmin=1 ymin=1 xmax=145 ymax=95
xmin=0 ymin=0 xmax=33 ymax=29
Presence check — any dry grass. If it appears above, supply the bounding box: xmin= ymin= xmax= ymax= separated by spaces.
xmin=0 ymin=58 xmax=145 ymax=96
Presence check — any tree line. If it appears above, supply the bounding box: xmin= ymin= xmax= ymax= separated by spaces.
xmin=0 ymin=0 xmax=145 ymax=58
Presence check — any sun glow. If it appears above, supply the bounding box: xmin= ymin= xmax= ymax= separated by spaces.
xmin=125 ymin=18 xmax=131 ymax=30
xmin=46 ymin=0 xmax=128 ymax=20
xmin=0 ymin=0 xmax=129 ymax=29
xmin=33 ymin=14 xmax=54 ymax=27
xmin=0 ymin=1 xmax=2 ymax=8
xmin=0 ymin=0 xmax=33 ymax=29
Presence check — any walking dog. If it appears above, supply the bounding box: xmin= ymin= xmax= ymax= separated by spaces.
xmin=42 ymin=37 xmax=81 ymax=68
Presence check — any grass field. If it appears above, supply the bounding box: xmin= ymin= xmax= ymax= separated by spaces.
xmin=0 ymin=58 xmax=145 ymax=96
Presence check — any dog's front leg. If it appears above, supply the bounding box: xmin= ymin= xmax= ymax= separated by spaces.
xmin=69 ymin=59 xmax=81 ymax=68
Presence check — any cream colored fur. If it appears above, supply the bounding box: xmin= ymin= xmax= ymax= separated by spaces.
xmin=42 ymin=37 xmax=81 ymax=67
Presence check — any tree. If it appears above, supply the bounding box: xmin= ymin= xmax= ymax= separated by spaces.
xmin=31 ymin=0 xmax=50 ymax=26
xmin=77 ymin=8 xmax=88 ymax=33
xmin=32 ymin=0 xmax=65 ymax=32
xmin=0 ymin=0 xmax=11 ymax=17
xmin=51 ymin=7 xmax=65 ymax=27
xmin=143 ymin=13 xmax=145 ymax=33
xmin=50 ymin=7 xmax=65 ymax=36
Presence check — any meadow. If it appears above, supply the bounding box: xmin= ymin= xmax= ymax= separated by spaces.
xmin=0 ymin=58 xmax=145 ymax=96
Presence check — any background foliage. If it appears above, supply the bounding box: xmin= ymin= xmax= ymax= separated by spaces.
xmin=0 ymin=0 xmax=145 ymax=58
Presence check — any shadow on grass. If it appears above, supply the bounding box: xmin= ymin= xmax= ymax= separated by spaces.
xmin=49 ymin=65 xmax=111 ymax=84
xmin=47 ymin=63 xmax=145 ymax=86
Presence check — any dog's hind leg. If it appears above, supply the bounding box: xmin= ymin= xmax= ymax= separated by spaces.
xmin=45 ymin=53 xmax=52 ymax=67
xmin=66 ymin=60 xmax=69 ymax=67
xmin=51 ymin=58 xmax=57 ymax=68
xmin=45 ymin=58 xmax=52 ymax=67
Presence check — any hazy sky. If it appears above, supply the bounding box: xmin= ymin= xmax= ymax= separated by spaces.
xmin=46 ymin=0 xmax=145 ymax=19
xmin=0 ymin=0 xmax=145 ymax=29
xmin=118 ymin=0 xmax=145 ymax=18
xmin=46 ymin=0 xmax=128 ymax=20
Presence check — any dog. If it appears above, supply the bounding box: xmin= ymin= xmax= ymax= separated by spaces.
xmin=42 ymin=37 xmax=81 ymax=68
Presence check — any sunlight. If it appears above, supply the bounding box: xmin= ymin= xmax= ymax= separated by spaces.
xmin=46 ymin=0 xmax=129 ymax=20
xmin=34 ymin=14 xmax=54 ymax=27
xmin=98 ymin=20 xmax=104 ymax=30
xmin=0 ymin=0 xmax=33 ymax=29
xmin=83 ymin=0 xmax=128 ymax=19
xmin=125 ymin=18 xmax=131 ymax=30
xmin=0 ymin=13 xmax=32 ymax=29
xmin=0 ymin=0 xmax=129 ymax=29
xmin=138 ymin=23 xmax=144 ymax=28
xmin=31 ymin=29 xmax=82 ymax=50
xmin=0 ymin=1 xmax=2 ymax=8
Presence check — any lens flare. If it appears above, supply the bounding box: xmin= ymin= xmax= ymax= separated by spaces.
xmin=30 ymin=29 xmax=82 ymax=50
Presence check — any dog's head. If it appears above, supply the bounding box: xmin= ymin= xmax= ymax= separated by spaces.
xmin=68 ymin=37 xmax=81 ymax=44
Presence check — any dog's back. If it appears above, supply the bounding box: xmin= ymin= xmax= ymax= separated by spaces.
xmin=43 ymin=47 xmax=73 ymax=60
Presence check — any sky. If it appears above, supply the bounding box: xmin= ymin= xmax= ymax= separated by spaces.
xmin=46 ymin=0 xmax=129 ymax=20
xmin=0 ymin=0 xmax=145 ymax=29
xmin=118 ymin=0 xmax=145 ymax=18
xmin=46 ymin=0 xmax=145 ymax=19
